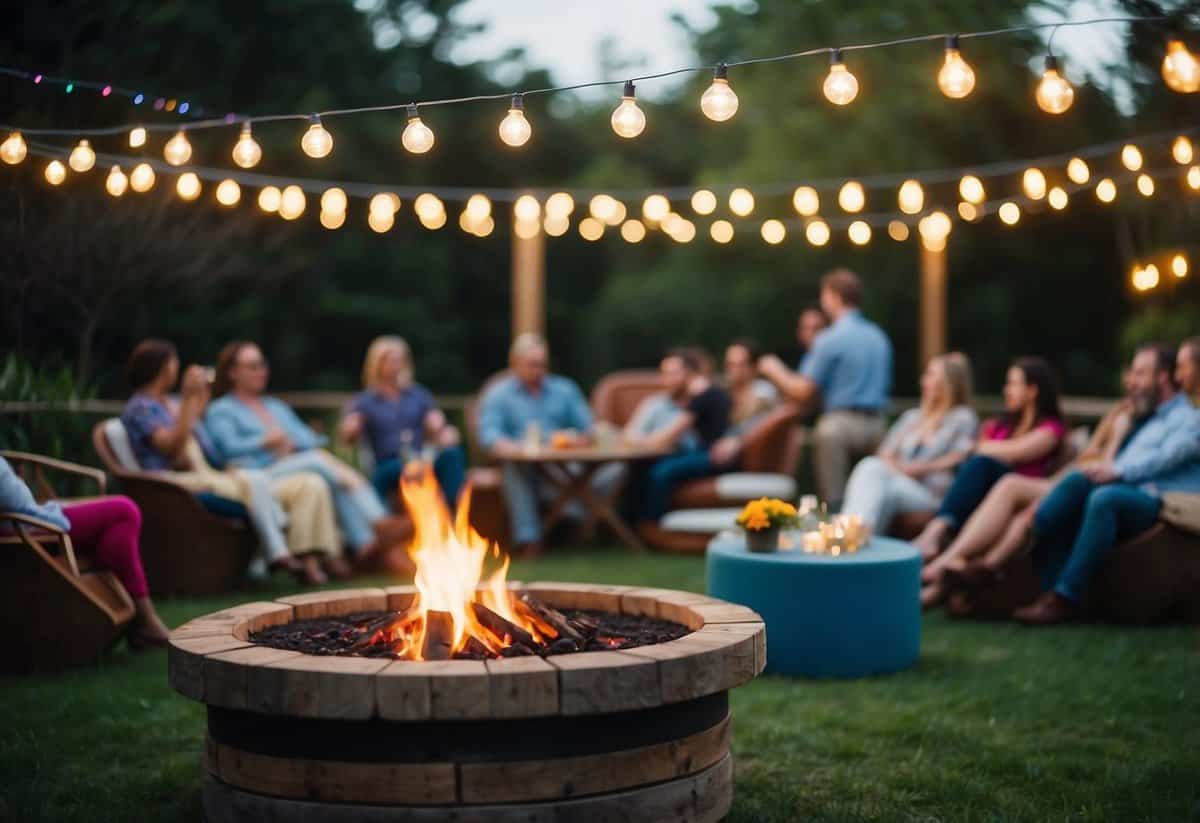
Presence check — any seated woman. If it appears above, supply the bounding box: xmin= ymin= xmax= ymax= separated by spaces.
xmin=339 ymin=336 xmax=466 ymax=509
xmin=911 ymin=357 xmax=1066 ymax=566
xmin=707 ymin=339 xmax=780 ymax=466
xmin=1 ymin=456 xmax=170 ymax=648
xmin=121 ymin=339 xmax=344 ymax=585
xmin=204 ymin=341 xmax=389 ymax=562
xmin=841 ymin=352 xmax=978 ymax=535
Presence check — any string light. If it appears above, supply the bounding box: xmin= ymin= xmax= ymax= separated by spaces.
xmin=1162 ymin=39 xmax=1200 ymax=93
xmin=838 ymin=180 xmax=865 ymax=213
xmin=605 ymin=201 xmax=627 ymax=226
xmin=464 ymin=193 xmax=491 ymax=222
xmin=1095 ymin=177 xmax=1117 ymax=203
xmin=959 ymin=175 xmax=985 ymax=204
xmin=729 ymin=187 xmax=755 ymax=216
xmin=661 ymin=213 xmax=684 ymax=235
xmin=937 ymin=35 xmax=976 ymax=99
xmin=44 ymin=159 xmax=66 ymax=185
xmin=998 ymin=201 xmax=1020 ymax=224
xmin=919 ymin=211 xmax=952 ymax=245
xmin=68 ymin=138 xmax=95 ymax=172
xmin=621 ymin=219 xmax=647 ymax=243
xmin=579 ymin=216 xmax=604 ymax=240
xmin=301 ymin=114 xmax=333 ymax=158
xmin=589 ymin=194 xmax=617 ymax=222
xmin=105 ymin=165 xmax=127 ymax=197
xmin=258 ymin=185 xmax=282 ymax=212
xmin=1121 ymin=144 xmax=1143 ymax=171
xmin=887 ymin=220 xmax=909 ymax=241
xmin=1048 ymin=186 xmax=1068 ymax=210
xmin=514 ymin=194 xmax=541 ymax=222
xmin=321 ymin=187 xmax=348 ymax=214
xmin=545 ymin=192 xmax=574 ymax=218
xmin=415 ymin=193 xmax=446 ymax=225
xmin=691 ymin=189 xmax=717 ymax=215
xmin=1036 ymin=55 xmax=1074 ymax=114
xmin=1172 ymin=136 xmax=1193 ymax=165
xmin=805 ymin=219 xmax=831 ymax=246
xmin=215 ymin=178 xmax=241 ymax=206
xmin=823 ymin=49 xmax=859 ymax=105
xmin=1 ymin=131 xmax=26 ymax=164
xmin=701 ymin=64 xmax=739 ymax=122
xmin=321 ymin=209 xmax=346 ymax=230
xmin=543 ymin=215 xmax=568 ymax=237
xmin=1022 ymin=168 xmax=1046 ymax=200
xmin=279 ymin=184 xmax=305 ymax=219
xmin=643 ymin=194 xmax=671 ymax=222
xmin=1137 ymin=173 xmax=1155 ymax=197
xmin=670 ymin=219 xmax=696 ymax=243
xmin=792 ymin=186 xmax=820 ymax=216
xmin=513 ymin=217 xmax=539 ymax=238
xmin=1067 ymin=157 xmax=1090 ymax=184
xmin=1189 ymin=166 xmax=1200 ymax=190
xmin=176 ymin=172 xmax=201 ymax=201
xmin=498 ymin=94 xmax=532 ymax=147
xmin=848 ymin=220 xmax=872 ymax=245
xmin=761 ymin=219 xmax=786 ymax=244
xmin=163 ymin=130 xmax=192 ymax=166
xmin=369 ymin=193 xmax=396 ymax=218
xmin=897 ymin=179 xmax=924 ymax=214
xmin=1172 ymin=253 xmax=1189 ymax=278
xmin=710 ymin=220 xmax=734 ymax=243
xmin=368 ymin=209 xmax=394 ymax=233
xmin=401 ymin=105 xmax=435 ymax=154
xmin=232 ymin=123 xmax=262 ymax=168
xmin=474 ymin=216 xmax=496 ymax=237
xmin=957 ymin=201 xmax=978 ymax=221
xmin=611 ymin=81 xmax=646 ymax=138
xmin=128 ymin=126 xmax=146 ymax=149
xmin=129 ymin=162 xmax=155 ymax=192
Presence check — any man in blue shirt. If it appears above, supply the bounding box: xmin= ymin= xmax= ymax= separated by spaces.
xmin=478 ymin=333 xmax=593 ymax=555
xmin=759 ymin=268 xmax=893 ymax=508
xmin=1016 ymin=342 xmax=1200 ymax=624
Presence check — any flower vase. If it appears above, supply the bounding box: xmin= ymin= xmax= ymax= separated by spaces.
xmin=746 ymin=526 xmax=780 ymax=553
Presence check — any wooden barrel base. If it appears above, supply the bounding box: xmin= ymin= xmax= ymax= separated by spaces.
xmin=202 ymin=754 xmax=732 ymax=823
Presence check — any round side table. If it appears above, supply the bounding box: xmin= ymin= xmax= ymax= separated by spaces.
xmin=706 ymin=535 xmax=921 ymax=678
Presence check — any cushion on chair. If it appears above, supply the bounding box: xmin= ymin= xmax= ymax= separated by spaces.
xmin=660 ymin=507 xmax=742 ymax=534
xmin=671 ymin=473 xmax=797 ymax=509
xmin=102 ymin=418 xmax=141 ymax=471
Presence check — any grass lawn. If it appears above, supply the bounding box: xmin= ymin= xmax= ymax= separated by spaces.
xmin=2 ymin=548 xmax=1198 ymax=822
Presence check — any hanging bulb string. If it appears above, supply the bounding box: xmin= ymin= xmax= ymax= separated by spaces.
xmin=0 ymin=65 xmax=214 ymax=119
xmin=0 ymin=14 xmax=1170 ymax=138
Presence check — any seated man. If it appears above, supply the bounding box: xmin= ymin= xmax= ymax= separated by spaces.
xmin=1016 ymin=339 xmax=1200 ymax=624
xmin=478 ymin=333 xmax=593 ymax=556
xmin=630 ymin=348 xmax=733 ymax=529
xmin=710 ymin=339 xmax=779 ymax=466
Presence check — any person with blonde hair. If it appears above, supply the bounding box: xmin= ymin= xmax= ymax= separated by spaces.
xmin=841 ymin=352 xmax=978 ymax=535
xmin=340 ymin=336 xmax=466 ymax=507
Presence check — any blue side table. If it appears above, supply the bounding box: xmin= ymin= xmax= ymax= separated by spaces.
xmin=706 ymin=535 xmax=921 ymax=678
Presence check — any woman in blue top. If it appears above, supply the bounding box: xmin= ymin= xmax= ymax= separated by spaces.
xmin=339 ymin=336 xmax=466 ymax=509
xmin=204 ymin=341 xmax=388 ymax=559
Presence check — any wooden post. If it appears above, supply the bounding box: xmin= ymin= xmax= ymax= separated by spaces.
xmin=919 ymin=240 xmax=947 ymax=367
xmin=511 ymin=222 xmax=545 ymax=339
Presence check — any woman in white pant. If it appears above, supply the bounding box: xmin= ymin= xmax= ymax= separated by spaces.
xmin=842 ymin=353 xmax=978 ymax=535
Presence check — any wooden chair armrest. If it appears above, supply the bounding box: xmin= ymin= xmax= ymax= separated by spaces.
xmin=0 ymin=510 xmax=79 ymax=575
xmin=0 ymin=510 xmax=69 ymax=534
xmin=0 ymin=451 xmax=107 ymax=494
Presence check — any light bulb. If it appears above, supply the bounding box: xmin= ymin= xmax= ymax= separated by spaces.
xmin=611 ymin=80 xmax=646 ymax=138
xmin=546 ymin=192 xmax=574 ymax=218
xmin=710 ymin=220 xmax=734 ymax=243
xmin=1189 ymin=166 xmax=1200 ymax=190
xmin=838 ymin=180 xmax=865 ymax=213
xmin=1131 ymin=265 xmax=1146 ymax=291
xmin=792 ymin=186 xmax=820 ymax=216
xmin=670 ymin=219 xmax=696 ymax=243
xmin=1137 ymin=174 xmax=1155 ymax=197
xmin=589 ymin=194 xmax=618 ymax=222
xmin=44 ymin=159 xmax=66 ymax=185
xmin=498 ymin=94 xmax=532 ymax=147
xmin=465 ymin=193 xmax=491 ymax=222
xmin=474 ymin=216 xmax=495 ymax=237
xmin=1036 ymin=56 xmax=1074 ymax=114
xmin=848 ymin=220 xmax=872 ymax=245
xmin=68 ymin=139 xmax=96 ymax=172
xmin=1162 ymin=39 xmax=1200 ymax=93
xmin=920 ymin=211 xmax=952 ymax=242
xmin=129 ymin=162 xmax=156 ymax=192
xmin=1095 ymin=178 xmax=1117 ymax=203
xmin=998 ymin=201 xmax=1020 ymax=225
xmin=368 ymin=210 xmax=394 ymax=233
xmin=959 ymin=175 xmax=985 ymax=204
xmin=1048 ymin=186 xmax=1068 ymax=210
xmin=105 ymin=165 xmax=128 ymax=197
xmin=690 ymin=190 xmax=717 ymax=215
xmin=216 ymin=179 xmax=241 ymax=206
xmin=232 ymin=123 xmax=262 ymax=168
xmin=1172 ymin=253 xmax=1188 ymax=278
xmin=279 ymin=185 xmax=306 ymax=219
xmin=642 ymin=194 xmax=670 ymax=222
xmin=1143 ymin=264 xmax=1160 ymax=289
xmin=163 ymin=130 xmax=192 ymax=166
xmin=543 ymin=215 xmax=568 ymax=237
xmin=661 ymin=213 xmax=684 ymax=235
xmin=701 ymin=64 xmax=739 ymax=122
xmin=1022 ymin=168 xmax=1046 ymax=200
xmin=320 ymin=187 xmax=348 ymax=214
xmin=514 ymin=194 xmax=541 ymax=222
xmin=1067 ymin=157 xmax=1090 ymax=184
xmin=760 ymin=219 xmax=786 ymax=245
xmin=258 ymin=186 xmax=282 ymax=212
xmin=128 ymin=126 xmax=146 ymax=149
xmin=401 ymin=104 xmax=435 ymax=154
xmin=621 ymin=219 xmax=647 ymax=243
xmin=957 ymin=202 xmax=979 ymax=222
xmin=369 ymin=193 xmax=395 ymax=217
xmin=806 ymin=219 xmax=831 ymax=246
xmin=0 ymin=131 xmax=26 ymax=164
xmin=579 ymin=217 xmax=604 ymax=241
xmin=729 ymin=187 xmax=755 ymax=216
xmin=414 ymin=193 xmax=444 ymax=222
xmin=887 ymin=220 xmax=910 ymax=242
xmin=1121 ymin=144 xmax=1142 ymax=171
xmin=514 ymin=218 xmax=540 ymax=239
xmin=938 ymin=36 xmax=976 ymax=99
xmin=898 ymin=179 xmax=924 ymax=214
xmin=419 ymin=206 xmax=445 ymax=229
xmin=176 ymin=172 xmax=201 ymax=201
xmin=823 ymin=50 xmax=859 ymax=105
xmin=1173 ymin=136 xmax=1194 ymax=165
xmin=301 ymin=115 xmax=333 ymax=159
xmin=605 ymin=201 xmax=627 ymax=226
xmin=320 ymin=209 xmax=345 ymax=230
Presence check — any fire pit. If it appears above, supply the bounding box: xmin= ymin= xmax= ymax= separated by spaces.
xmin=168 ymin=468 xmax=765 ymax=821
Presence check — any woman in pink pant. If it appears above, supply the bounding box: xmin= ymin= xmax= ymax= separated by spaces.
xmin=1 ymin=457 xmax=170 ymax=648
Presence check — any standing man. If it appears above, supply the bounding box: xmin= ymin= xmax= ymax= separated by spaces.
xmin=758 ymin=268 xmax=893 ymax=509
xmin=478 ymin=333 xmax=592 ymax=557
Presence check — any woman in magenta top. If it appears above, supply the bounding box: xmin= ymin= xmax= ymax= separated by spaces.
xmin=913 ymin=357 xmax=1065 ymax=561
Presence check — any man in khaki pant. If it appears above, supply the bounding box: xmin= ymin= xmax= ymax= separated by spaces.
xmin=759 ymin=268 xmax=893 ymax=509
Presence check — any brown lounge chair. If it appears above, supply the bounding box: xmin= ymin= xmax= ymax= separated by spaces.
xmin=92 ymin=419 xmax=254 ymax=596
xmin=1 ymin=451 xmax=135 ymax=672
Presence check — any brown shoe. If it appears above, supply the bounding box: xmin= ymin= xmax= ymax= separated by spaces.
xmin=1013 ymin=591 xmax=1078 ymax=625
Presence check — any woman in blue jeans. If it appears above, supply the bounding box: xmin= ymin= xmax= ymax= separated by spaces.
xmin=913 ymin=357 xmax=1066 ymax=563
xmin=339 ymin=336 xmax=466 ymax=510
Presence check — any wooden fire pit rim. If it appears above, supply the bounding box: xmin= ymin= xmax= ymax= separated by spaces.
xmin=168 ymin=582 xmax=765 ymax=720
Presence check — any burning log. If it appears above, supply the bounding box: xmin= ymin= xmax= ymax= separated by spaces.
xmin=421 ymin=610 xmax=455 ymax=660
xmin=520 ymin=596 xmax=585 ymax=650
xmin=470 ymin=601 xmax=537 ymax=650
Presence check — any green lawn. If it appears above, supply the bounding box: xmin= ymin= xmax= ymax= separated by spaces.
xmin=2 ymin=548 xmax=1198 ymax=822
